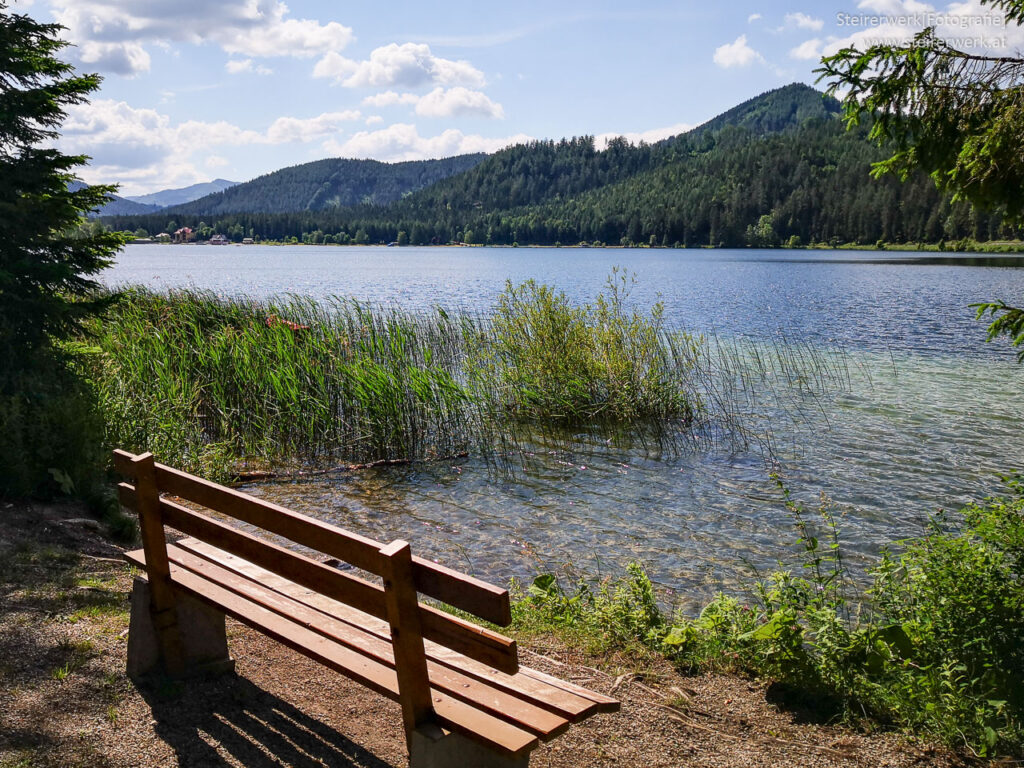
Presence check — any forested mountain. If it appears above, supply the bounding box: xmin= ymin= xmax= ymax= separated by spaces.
xmin=68 ymin=181 xmax=162 ymax=216
xmin=163 ymin=154 xmax=486 ymax=216
xmin=685 ymin=82 xmax=841 ymax=138
xmin=105 ymin=84 xmax=1015 ymax=246
xmin=125 ymin=178 xmax=238 ymax=208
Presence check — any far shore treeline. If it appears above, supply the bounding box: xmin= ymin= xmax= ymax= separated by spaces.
xmin=102 ymin=84 xmax=1021 ymax=249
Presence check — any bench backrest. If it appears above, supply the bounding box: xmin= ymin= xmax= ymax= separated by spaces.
xmin=113 ymin=450 xmax=518 ymax=690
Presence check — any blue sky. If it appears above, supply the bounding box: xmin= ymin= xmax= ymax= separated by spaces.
xmin=12 ymin=0 xmax=1020 ymax=194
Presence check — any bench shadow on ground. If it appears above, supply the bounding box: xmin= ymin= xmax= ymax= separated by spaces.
xmin=137 ymin=672 xmax=394 ymax=768
xmin=764 ymin=680 xmax=844 ymax=726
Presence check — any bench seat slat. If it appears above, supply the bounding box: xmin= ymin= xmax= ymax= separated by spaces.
xmin=149 ymin=545 xmax=571 ymax=740
xmin=123 ymin=549 xmax=539 ymax=757
xmin=176 ymin=538 xmax=616 ymax=721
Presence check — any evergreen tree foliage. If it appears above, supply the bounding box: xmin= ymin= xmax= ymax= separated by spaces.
xmin=1 ymin=3 xmax=125 ymax=499
xmin=164 ymin=154 xmax=487 ymax=216
xmin=0 ymin=2 xmax=124 ymax=356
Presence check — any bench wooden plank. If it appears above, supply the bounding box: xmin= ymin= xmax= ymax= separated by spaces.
xmin=175 ymin=538 xmax=611 ymax=722
xmin=144 ymin=545 xmax=571 ymax=740
xmin=112 ymin=449 xmax=511 ymax=626
xmin=122 ymin=551 xmax=539 ymax=757
xmin=379 ymin=540 xmax=433 ymax=738
xmin=130 ymin=452 xmax=185 ymax=676
xmin=118 ymin=483 xmax=518 ymax=674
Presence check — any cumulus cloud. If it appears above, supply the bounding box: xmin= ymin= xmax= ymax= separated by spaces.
xmin=789 ymin=38 xmax=823 ymax=59
xmin=322 ymin=123 xmax=532 ymax=162
xmin=785 ymin=12 xmax=824 ymax=31
xmin=225 ymin=58 xmax=273 ymax=75
xmin=56 ymin=100 xmax=364 ymax=194
xmin=595 ymin=123 xmax=694 ymax=150
xmin=748 ymin=13 xmax=762 ymax=22
xmin=414 ymin=87 xmax=504 ymax=119
xmin=49 ymin=0 xmax=353 ymax=76
xmin=266 ymin=111 xmax=362 ymax=143
xmin=313 ymin=43 xmax=486 ymax=89
xmin=713 ymin=35 xmax=764 ymax=68
xmin=365 ymin=115 xmax=384 ymax=125
xmin=361 ymin=91 xmax=420 ymax=107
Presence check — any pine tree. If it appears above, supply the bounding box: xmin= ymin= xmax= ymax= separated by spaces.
xmin=0 ymin=2 xmax=125 ymax=357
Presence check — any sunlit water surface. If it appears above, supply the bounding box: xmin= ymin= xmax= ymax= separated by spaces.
xmin=102 ymin=245 xmax=1024 ymax=607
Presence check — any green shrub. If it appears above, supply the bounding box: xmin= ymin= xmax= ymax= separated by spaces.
xmin=0 ymin=345 xmax=107 ymax=501
xmin=516 ymin=481 xmax=1024 ymax=757
xmin=511 ymin=563 xmax=666 ymax=655
xmin=471 ymin=268 xmax=699 ymax=423
xmin=662 ymin=481 xmax=1024 ymax=756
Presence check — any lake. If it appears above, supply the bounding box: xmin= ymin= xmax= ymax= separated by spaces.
xmin=101 ymin=244 xmax=1024 ymax=608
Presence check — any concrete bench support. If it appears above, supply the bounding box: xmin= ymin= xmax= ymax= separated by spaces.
xmin=410 ymin=724 xmax=529 ymax=768
xmin=126 ymin=576 xmax=234 ymax=679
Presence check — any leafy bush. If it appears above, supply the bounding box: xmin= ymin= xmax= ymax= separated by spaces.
xmin=511 ymin=563 xmax=666 ymax=655
xmin=666 ymin=482 xmax=1024 ymax=756
xmin=516 ymin=481 xmax=1024 ymax=757
xmin=0 ymin=346 xmax=107 ymax=501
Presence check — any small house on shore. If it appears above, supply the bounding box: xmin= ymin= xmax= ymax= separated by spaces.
xmin=209 ymin=233 xmax=229 ymax=245
xmin=173 ymin=227 xmax=193 ymax=243
xmin=155 ymin=232 xmax=171 ymax=243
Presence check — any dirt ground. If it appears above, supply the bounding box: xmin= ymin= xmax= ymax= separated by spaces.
xmin=0 ymin=500 xmax=972 ymax=768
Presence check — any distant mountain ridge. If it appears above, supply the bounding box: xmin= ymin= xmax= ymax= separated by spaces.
xmin=67 ymin=181 xmax=162 ymax=216
xmin=103 ymin=83 xmax=984 ymax=249
xmin=106 ymin=84 xmax=835 ymax=221
xmin=162 ymin=154 xmax=487 ymax=217
xmin=125 ymin=178 xmax=239 ymax=208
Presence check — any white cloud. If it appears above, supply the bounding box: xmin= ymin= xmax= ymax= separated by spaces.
xmin=323 ymin=123 xmax=532 ymax=162
xmin=49 ymin=0 xmax=354 ymax=76
xmin=789 ymin=38 xmax=823 ymax=59
xmin=595 ymin=123 xmax=694 ymax=149
xmin=415 ymin=87 xmax=504 ymax=119
xmin=266 ymin=111 xmax=362 ymax=143
xmin=748 ymin=13 xmax=762 ymax=22
xmin=365 ymin=115 xmax=384 ymax=126
xmin=785 ymin=12 xmax=824 ymax=31
xmin=225 ymin=58 xmax=273 ymax=75
xmin=76 ymin=41 xmax=152 ymax=76
xmin=56 ymin=101 xmax=364 ymax=194
xmin=314 ymin=43 xmax=486 ymax=89
xmin=713 ymin=35 xmax=764 ymax=68
xmin=361 ymin=91 xmax=420 ymax=107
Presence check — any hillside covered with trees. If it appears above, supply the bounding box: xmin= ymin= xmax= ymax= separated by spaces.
xmin=163 ymin=153 xmax=487 ymax=216
xmin=105 ymin=84 xmax=1016 ymax=246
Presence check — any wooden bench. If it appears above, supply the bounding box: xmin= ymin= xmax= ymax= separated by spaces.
xmin=113 ymin=450 xmax=618 ymax=767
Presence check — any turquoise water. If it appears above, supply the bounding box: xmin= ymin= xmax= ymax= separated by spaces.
xmin=102 ymin=245 xmax=1024 ymax=606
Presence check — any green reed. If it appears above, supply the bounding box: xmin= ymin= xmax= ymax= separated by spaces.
xmin=85 ymin=276 xmax=857 ymax=477
xmin=88 ymin=289 xmax=474 ymax=476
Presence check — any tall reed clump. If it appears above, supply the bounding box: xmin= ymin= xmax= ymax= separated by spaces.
xmin=469 ymin=268 xmax=701 ymax=424
xmin=517 ymin=480 xmax=1024 ymax=757
xmin=89 ymin=274 xmax=706 ymax=475
xmin=89 ymin=289 xmax=471 ymax=477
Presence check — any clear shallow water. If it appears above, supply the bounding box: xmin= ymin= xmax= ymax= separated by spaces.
xmin=101 ymin=245 xmax=1024 ymax=607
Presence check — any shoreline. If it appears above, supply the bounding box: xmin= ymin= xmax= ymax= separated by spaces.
xmin=124 ymin=240 xmax=1024 ymax=254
